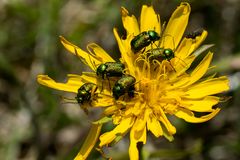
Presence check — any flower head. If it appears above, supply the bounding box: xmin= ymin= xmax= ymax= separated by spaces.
xmin=37 ymin=2 xmax=229 ymax=160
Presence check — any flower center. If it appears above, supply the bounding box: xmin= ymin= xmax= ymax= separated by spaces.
xmin=130 ymin=55 xmax=180 ymax=115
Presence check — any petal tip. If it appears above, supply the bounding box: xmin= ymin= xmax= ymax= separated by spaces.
xmin=59 ymin=35 xmax=65 ymax=42
xmin=59 ymin=36 xmax=69 ymax=46
xmin=121 ymin=7 xmax=129 ymax=16
xmin=180 ymin=2 xmax=191 ymax=14
xmin=142 ymin=4 xmax=152 ymax=9
xmin=37 ymin=75 xmax=49 ymax=82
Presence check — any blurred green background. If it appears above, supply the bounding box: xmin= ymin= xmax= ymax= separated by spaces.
xmin=0 ymin=0 xmax=239 ymax=159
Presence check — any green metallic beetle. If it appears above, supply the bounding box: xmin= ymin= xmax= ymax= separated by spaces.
xmin=112 ymin=75 xmax=136 ymax=100
xmin=131 ymin=30 xmax=160 ymax=53
xmin=145 ymin=48 xmax=175 ymax=62
xmin=96 ymin=62 xmax=125 ymax=79
xmin=75 ymin=83 xmax=97 ymax=104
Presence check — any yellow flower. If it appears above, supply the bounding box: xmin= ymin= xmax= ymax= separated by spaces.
xmin=37 ymin=2 xmax=229 ymax=160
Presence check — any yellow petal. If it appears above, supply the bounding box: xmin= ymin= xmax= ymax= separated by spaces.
xmin=113 ymin=117 xmax=134 ymax=133
xmin=187 ymin=52 xmax=213 ymax=86
xmin=99 ymin=132 xmax=117 ymax=147
xmin=185 ymin=76 xmax=229 ymax=98
xmin=125 ymin=101 xmax=143 ymax=116
xmin=81 ymin=72 xmax=97 ymax=83
xmin=129 ymin=131 xmax=138 ymax=160
xmin=159 ymin=108 xmax=176 ymax=134
xmin=129 ymin=125 xmax=147 ymax=160
xmin=121 ymin=7 xmax=139 ymax=36
xmin=174 ymin=55 xmax=195 ymax=76
xmin=91 ymin=96 xmax=114 ymax=107
xmin=187 ymin=30 xmax=208 ymax=56
xmin=176 ymin=30 xmax=208 ymax=59
xmin=60 ymin=36 xmax=112 ymax=70
xmin=99 ymin=117 xmax=134 ymax=147
xmin=162 ymin=128 xmax=174 ymax=142
xmin=175 ymin=38 xmax=193 ymax=59
xmin=74 ymin=124 xmax=102 ymax=160
xmin=134 ymin=108 xmax=150 ymax=132
xmin=162 ymin=2 xmax=190 ymax=50
xmin=37 ymin=74 xmax=83 ymax=93
xmin=103 ymin=105 xmax=119 ymax=115
xmin=87 ymin=43 xmax=115 ymax=63
xmin=113 ymin=28 xmax=127 ymax=57
xmin=182 ymin=96 xmax=220 ymax=112
xmin=140 ymin=5 xmax=161 ymax=33
xmin=92 ymin=116 xmax=112 ymax=125
xmin=74 ymin=155 xmax=84 ymax=160
xmin=147 ymin=117 xmax=163 ymax=137
xmin=175 ymin=108 xmax=221 ymax=123
xmin=166 ymin=75 xmax=190 ymax=90
xmin=113 ymin=28 xmax=136 ymax=75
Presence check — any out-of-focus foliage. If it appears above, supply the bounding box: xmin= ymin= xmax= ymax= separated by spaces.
xmin=0 ymin=0 xmax=239 ymax=159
